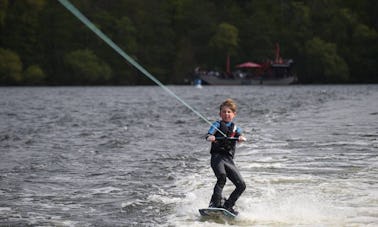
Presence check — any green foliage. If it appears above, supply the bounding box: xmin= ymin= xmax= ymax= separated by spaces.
xmin=170 ymin=0 xmax=217 ymax=65
xmin=26 ymin=0 xmax=47 ymax=11
xmin=63 ymin=49 xmax=112 ymax=85
xmin=305 ymin=38 xmax=349 ymax=83
xmin=0 ymin=0 xmax=8 ymax=27
xmin=209 ymin=23 xmax=239 ymax=56
xmin=0 ymin=1 xmax=46 ymax=67
xmin=0 ymin=48 xmax=22 ymax=84
xmin=0 ymin=0 xmax=376 ymax=84
xmin=23 ymin=64 xmax=46 ymax=85
xmin=172 ymin=37 xmax=195 ymax=84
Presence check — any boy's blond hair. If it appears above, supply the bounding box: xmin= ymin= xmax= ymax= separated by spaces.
xmin=220 ymin=99 xmax=237 ymax=113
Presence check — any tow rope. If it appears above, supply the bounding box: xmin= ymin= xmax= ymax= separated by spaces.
xmin=57 ymin=0 xmax=227 ymax=137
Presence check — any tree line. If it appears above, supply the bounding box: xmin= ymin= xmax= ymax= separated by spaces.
xmin=0 ymin=0 xmax=377 ymax=85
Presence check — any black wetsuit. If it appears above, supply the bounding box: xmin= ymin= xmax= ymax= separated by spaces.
xmin=208 ymin=121 xmax=246 ymax=209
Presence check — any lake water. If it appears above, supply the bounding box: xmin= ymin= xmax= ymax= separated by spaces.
xmin=0 ymin=85 xmax=377 ymax=226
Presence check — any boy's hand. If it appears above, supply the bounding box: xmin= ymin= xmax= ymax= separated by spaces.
xmin=238 ymin=136 xmax=246 ymax=142
xmin=206 ymin=135 xmax=216 ymax=142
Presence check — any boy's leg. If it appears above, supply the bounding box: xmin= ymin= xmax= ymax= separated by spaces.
xmin=223 ymin=160 xmax=246 ymax=209
xmin=210 ymin=154 xmax=226 ymax=207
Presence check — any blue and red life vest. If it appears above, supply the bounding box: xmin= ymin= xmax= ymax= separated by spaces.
xmin=210 ymin=121 xmax=240 ymax=158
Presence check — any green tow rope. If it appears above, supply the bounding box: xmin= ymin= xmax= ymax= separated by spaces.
xmin=57 ymin=0 xmax=226 ymax=137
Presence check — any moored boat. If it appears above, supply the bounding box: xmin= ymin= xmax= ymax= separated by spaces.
xmin=199 ymin=70 xmax=296 ymax=85
xmin=193 ymin=43 xmax=297 ymax=85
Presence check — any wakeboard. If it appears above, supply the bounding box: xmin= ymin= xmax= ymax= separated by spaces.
xmin=199 ymin=207 xmax=237 ymax=219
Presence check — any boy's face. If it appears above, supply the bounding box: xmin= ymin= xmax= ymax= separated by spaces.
xmin=219 ymin=106 xmax=236 ymax=123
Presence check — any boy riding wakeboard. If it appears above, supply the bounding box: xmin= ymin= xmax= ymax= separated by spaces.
xmin=205 ymin=98 xmax=246 ymax=215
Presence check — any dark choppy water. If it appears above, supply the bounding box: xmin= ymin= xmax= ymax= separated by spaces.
xmin=0 ymin=85 xmax=377 ymax=226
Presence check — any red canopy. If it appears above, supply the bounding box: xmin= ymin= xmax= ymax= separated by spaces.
xmin=235 ymin=62 xmax=262 ymax=68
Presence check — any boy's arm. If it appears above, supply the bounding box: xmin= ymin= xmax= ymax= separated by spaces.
xmin=206 ymin=121 xmax=220 ymax=142
xmin=236 ymin=127 xmax=246 ymax=142
xmin=206 ymin=134 xmax=216 ymax=142
xmin=238 ymin=134 xmax=247 ymax=142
